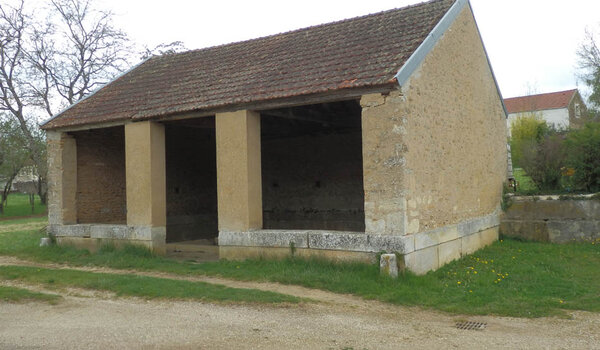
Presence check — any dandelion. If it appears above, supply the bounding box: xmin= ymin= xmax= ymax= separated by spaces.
xmin=491 ymin=269 xmax=495 ymax=273
xmin=473 ymin=271 xmax=478 ymax=274
xmin=457 ymin=281 xmax=462 ymax=285
xmin=559 ymin=300 xmax=564 ymax=304
xmin=469 ymin=290 xmax=473 ymax=293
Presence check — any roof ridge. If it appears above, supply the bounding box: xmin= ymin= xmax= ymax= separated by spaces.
xmin=505 ymin=89 xmax=577 ymax=101
xmin=149 ymin=0 xmax=453 ymax=61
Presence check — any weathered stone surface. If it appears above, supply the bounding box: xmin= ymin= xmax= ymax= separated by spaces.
xmin=219 ymin=230 xmax=309 ymax=248
xmin=480 ymin=227 xmax=499 ymax=247
xmin=504 ymin=198 xmax=600 ymax=221
xmin=461 ymin=231 xmax=482 ymax=255
xmin=46 ymin=131 xmax=77 ymax=226
xmin=219 ymin=246 xmax=376 ymax=264
xmin=414 ymin=225 xmax=460 ymax=250
xmin=501 ymin=198 xmax=600 ymax=243
xmin=404 ymin=245 xmax=438 ymax=275
xmin=438 ymin=238 xmax=462 ymax=266
xmin=380 ymin=254 xmax=398 ymax=278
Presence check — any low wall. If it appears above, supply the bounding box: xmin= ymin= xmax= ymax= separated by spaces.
xmin=500 ymin=195 xmax=600 ymax=243
xmin=219 ymin=211 xmax=500 ymax=275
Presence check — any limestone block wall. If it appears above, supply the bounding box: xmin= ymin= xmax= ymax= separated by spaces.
xmin=501 ymin=196 xmax=600 ymax=243
xmin=400 ymin=5 xmax=506 ymax=233
xmin=358 ymin=4 xmax=506 ymax=273
xmin=165 ymin=124 xmax=218 ymax=242
xmin=262 ymin=131 xmax=365 ymax=232
xmin=72 ymin=127 xmax=126 ymax=224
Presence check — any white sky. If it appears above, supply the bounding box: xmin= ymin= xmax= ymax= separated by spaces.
xmin=91 ymin=0 xmax=600 ymax=99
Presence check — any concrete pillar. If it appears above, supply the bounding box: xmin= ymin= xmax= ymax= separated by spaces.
xmin=215 ymin=110 xmax=262 ymax=232
xmin=125 ymin=121 xmax=166 ymax=228
xmin=47 ymin=131 xmax=77 ymax=225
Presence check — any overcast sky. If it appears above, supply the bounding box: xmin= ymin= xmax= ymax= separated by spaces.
xmin=98 ymin=0 xmax=600 ymax=99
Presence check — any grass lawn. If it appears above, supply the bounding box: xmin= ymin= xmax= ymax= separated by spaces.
xmin=0 ymin=193 xmax=47 ymax=219
xmin=0 ymin=285 xmax=60 ymax=303
xmin=0 ymin=265 xmax=302 ymax=304
xmin=513 ymin=168 xmax=538 ymax=194
xmin=1 ymin=221 xmax=599 ymax=317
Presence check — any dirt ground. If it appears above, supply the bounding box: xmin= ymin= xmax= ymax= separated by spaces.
xmin=1 ymin=257 xmax=599 ymax=349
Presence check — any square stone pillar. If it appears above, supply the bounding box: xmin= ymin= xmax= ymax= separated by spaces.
xmin=360 ymin=93 xmax=407 ymax=235
xmin=125 ymin=121 xmax=166 ymax=229
xmin=46 ymin=131 xmax=77 ymax=225
xmin=215 ymin=110 xmax=262 ymax=232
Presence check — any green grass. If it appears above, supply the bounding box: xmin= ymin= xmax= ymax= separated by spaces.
xmin=0 ymin=285 xmax=60 ymax=303
xmin=0 ymin=216 xmax=47 ymax=227
xmin=0 ymin=193 xmax=47 ymax=219
xmin=2 ymin=224 xmax=600 ymax=317
xmin=0 ymin=265 xmax=302 ymax=304
xmin=513 ymin=168 xmax=538 ymax=194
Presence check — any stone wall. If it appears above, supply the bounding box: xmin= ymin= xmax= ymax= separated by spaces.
xmin=262 ymin=131 xmax=365 ymax=232
xmin=73 ymin=127 xmax=126 ymax=224
xmin=165 ymin=124 xmax=218 ymax=242
xmin=501 ymin=195 xmax=600 ymax=243
xmin=358 ymin=3 xmax=506 ymax=273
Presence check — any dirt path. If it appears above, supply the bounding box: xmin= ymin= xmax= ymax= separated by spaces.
xmin=1 ymin=257 xmax=600 ymax=349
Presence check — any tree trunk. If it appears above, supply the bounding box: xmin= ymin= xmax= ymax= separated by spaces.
xmin=37 ymin=177 xmax=47 ymax=205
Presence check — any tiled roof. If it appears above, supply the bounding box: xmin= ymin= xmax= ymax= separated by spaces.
xmin=504 ymin=89 xmax=577 ymax=114
xmin=43 ymin=0 xmax=455 ymax=129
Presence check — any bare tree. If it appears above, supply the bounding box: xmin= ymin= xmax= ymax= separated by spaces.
xmin=577 ymin=28 xmax=600 ymax=111
xmin=140 ymin=41 xmax=187 ymax=60
xmin=0 ymin=0 xmax=132 ymax=204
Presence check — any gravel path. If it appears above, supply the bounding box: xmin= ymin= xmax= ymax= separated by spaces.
xmin=1 ymin=257 xmax=599 ymax=349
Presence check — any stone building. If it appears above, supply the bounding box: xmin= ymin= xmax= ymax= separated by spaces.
xmin=505 ymin=89 xmax=589 ymax=132
xmin=41 ymin=0 xmax=507 ymax=274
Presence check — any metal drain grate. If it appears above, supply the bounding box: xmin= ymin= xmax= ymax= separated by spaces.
xmin=455 ymin=321 xmax=486 ymax=330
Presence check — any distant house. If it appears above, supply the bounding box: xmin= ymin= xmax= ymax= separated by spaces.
xmin=41 ymin=0 xmax=507 ymax=275
xmin=504 ymin=89 xmax=588 ymax=132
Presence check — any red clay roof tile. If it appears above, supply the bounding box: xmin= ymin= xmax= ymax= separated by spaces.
xmin=504 ymin=89 xmax=577 ymax=114
xmin=43 ymin=0 xmax=455 ymax=129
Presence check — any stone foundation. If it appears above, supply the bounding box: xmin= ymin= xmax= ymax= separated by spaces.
xmin=48 ymin=224 xmax=166 ymax=254
xmin=219 ymin=211 xmax=499 ymax=275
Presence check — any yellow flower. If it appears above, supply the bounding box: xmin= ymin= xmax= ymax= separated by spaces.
xmin=457 ymin=281 xmax=462 ymax=285
xmin=491 ymin=269 xmax=495 ymax=273
xmin=473 ymin=271 xmax=478 ymax=274
xmin=469 ymin=290 xmax=473 ymax=293
xmin=559 ymin=300 xmax=564 ymax=304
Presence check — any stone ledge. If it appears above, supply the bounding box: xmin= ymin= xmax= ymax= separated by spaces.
xmin=219 ymin=212 xmax=499 ymax=255
xmin=220 ymin=230 xmax=415 ymax=254
xmin=49 ymin=224 xmax=166 ymax=242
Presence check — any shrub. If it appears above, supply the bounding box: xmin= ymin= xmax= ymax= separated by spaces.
xmin=565 ymin=122 xmax=600 ymax=192
xmin=520 ymin=133 xmax=566 ymax=191
xmin=509 ymin=113 xmax=548 ymax=167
